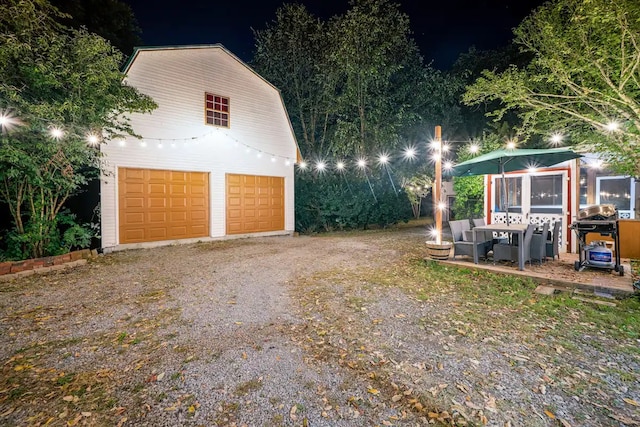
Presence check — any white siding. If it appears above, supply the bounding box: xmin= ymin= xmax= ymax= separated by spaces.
xmin=101 ymin=46 xmax=298 ymax=249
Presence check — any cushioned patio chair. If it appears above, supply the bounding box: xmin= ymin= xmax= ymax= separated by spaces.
xmin=450 ymin=219 xmax=491 ymax=260
xmin=546 ymin=221 xmax=561 ymax=260
xmin=493 ymin=224 xmax=535 ymax=265
xmin=531 ymin=222 xmax=550 ymax=265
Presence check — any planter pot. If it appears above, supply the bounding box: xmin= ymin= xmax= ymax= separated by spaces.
xmin=425 ymin=241 xmax=453 ymax=260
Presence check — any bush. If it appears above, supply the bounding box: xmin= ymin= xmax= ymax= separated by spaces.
xmin=295 ymin=169 xmax=412 ymax=233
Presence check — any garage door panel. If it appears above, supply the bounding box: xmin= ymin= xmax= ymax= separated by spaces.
xmin=149 ymin=197 xmax=168 ymax=208
xmin=168 ymin=209 xmax=186 ymax=220
xmin=190 ymin=210 xmax=206 ymax=221
xmin=148 ymin=228 xmax=168 ymax=239
xmin=123 ymin=197 xmax=144 ymax=209
xmin=190 ymin=197 xmax=206 ymax=207
xmin=119 ymin=168 xmax=209 ymax=244
xmin=123 ymin=229 xmax=145 ymax=241
xmin=170 ymin=197 xmax=187 ymax=208
xmin=124 ymin=212 xmax=144 ymax=224
xmin=149 ymin=212 xmax=167 ymax=223
xmin=226 ymin=174 xmax=284 ymax=235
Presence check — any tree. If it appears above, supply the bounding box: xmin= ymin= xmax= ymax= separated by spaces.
xmin=252 ymin=4 xmax=337 ymax=156
xmin=254 ymin=0 xmax=440 ymax=158
xmin=0 ymin=0 xmax=156 ymax=259
xmin=464 ymin=0 xmax=640 ymax=178
xmin=50 ymin=0 xmax=142 ymax=55
xmin=328 ymin=0 xmax=425 ymax=156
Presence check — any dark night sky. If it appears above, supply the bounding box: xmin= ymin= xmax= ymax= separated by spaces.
xmin=123 ymin=0 xmax=546 ymax=69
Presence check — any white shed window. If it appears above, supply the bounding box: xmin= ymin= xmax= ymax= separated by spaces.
xmin=205 ymin=93 xmax=229 ymax=127
xmin=531 ymin=174 xmax=563 ymax=213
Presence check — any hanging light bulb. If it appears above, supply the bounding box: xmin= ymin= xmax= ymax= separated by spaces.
xmin=378 ymin=154 xmax=390 ymax=165
xmin=550 ymin=133 xmax=563 ymax=146
xmin=605 ymin=120 xmax=620 ymax=132
xmin=403 ymin=147 xmax=416 ymax=159
xmin=49 ymin=127 xmax=64 ymax=140
xmin=86 ymin=133 xmax=100 ymax=146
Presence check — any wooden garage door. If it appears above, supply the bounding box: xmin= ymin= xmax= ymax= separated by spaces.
xmin=119 ymin=168 xmax=209 ymax=244
xmin=226 ymin=174 xmax=284 ymax=234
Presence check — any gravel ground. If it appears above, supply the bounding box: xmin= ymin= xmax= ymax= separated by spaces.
xmin=1 ymin=225 xmax=639 ymax=426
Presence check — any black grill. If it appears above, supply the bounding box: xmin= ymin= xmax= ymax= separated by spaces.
xmin=570 ymin=204 xmax=623 ymax=275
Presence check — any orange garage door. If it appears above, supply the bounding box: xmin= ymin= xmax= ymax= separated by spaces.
xmin=119 ymin=168 xmax=209 ymax=244
xmin=226 ymin=174 xmax=284 ymax=234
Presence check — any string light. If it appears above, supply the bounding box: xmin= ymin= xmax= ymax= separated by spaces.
xmin=86 ymin=133 xmax=100 ymax=146
xmin=550 ymin=133 xmax=563 ymax=146
xmin=336 ymin=161 xmax=345 ymax=170
xmin=49 ymin=127 xmax=64 ymax=140
xmin=378 ymin=154 xmax=390 ymax=165
xmin=0 ymin=109 xmax=20 ymax=133
xmin=357 ymin=158 xmax=367 ymax=169
xmin=605 ymin=120 xmax=620 ymax=132
xmin=403 ymin=147 xmax=416 ymax=159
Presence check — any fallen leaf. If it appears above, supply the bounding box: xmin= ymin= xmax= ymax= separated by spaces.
xmin=156 ymin=372 xmax=165 ymax=381
xmin=456 ymin=383 xmax=469 ymax=393
xmin=187 ymin=405 xmax=195 ymax=413
xmin=62 ymin=396 xmax=74 ymax=402
xmin=465 ymin=401 xmax=482 ymax=410
xmin=367 ymin=387 xmax=379 ymax=395
xmin=559 ymin=419 xmax=571 ymax=427
xmin=391 ymin=394 xmax=402 ymax=402
xmin=623 ymin=398 xmax=640 ymax=407
xmin=610 ymin=414 xmax=640 ymax=426
xmin=544 ymin=409 xmax=556 ymax=419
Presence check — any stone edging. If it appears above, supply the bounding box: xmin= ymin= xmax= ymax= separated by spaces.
xmin=0 ymin=249 xmax=98 ymax=281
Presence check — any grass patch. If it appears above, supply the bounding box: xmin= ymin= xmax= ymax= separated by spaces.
xmin=235 ymin=378 xmax=263 ymax=396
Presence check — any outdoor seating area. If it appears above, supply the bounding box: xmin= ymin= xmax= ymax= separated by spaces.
xmin=450 ymin=218 xmax=562 ymax=270
xmin=443 ymin=219 xmax=635 ymax=295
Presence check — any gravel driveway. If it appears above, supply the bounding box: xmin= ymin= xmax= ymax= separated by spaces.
xmin=1 ymin=226 xmax=639 ymax=426
xmin=1 ymin=229 xmax=424 ymax=426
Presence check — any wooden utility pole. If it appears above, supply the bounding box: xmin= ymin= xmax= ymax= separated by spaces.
xmin=434 ymin=125 xmax=442 ymax=244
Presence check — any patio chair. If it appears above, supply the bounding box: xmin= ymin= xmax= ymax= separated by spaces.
xmin=546 ymin=221 xmax=561 ymax=260
xmin=471 ymin=218 xmax=494 ymax=255
xmin=492 ymin=224 xmax=535 ymax=265
xmin=450 ymin=219 xmax=491 ymax=260
xmin=531 ymin=222 xmax=550 ymax=265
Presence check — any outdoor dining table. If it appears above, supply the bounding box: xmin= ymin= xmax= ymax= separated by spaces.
xmin=472 ymin=223 xmax=530 ymax=270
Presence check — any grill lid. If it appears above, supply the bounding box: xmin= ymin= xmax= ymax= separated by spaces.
xmin=577 ymin=204 xmax=617 ymax=221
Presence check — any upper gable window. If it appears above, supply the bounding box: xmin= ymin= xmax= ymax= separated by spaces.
xmin=205 ymin=93 xmax=229 ymax=127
